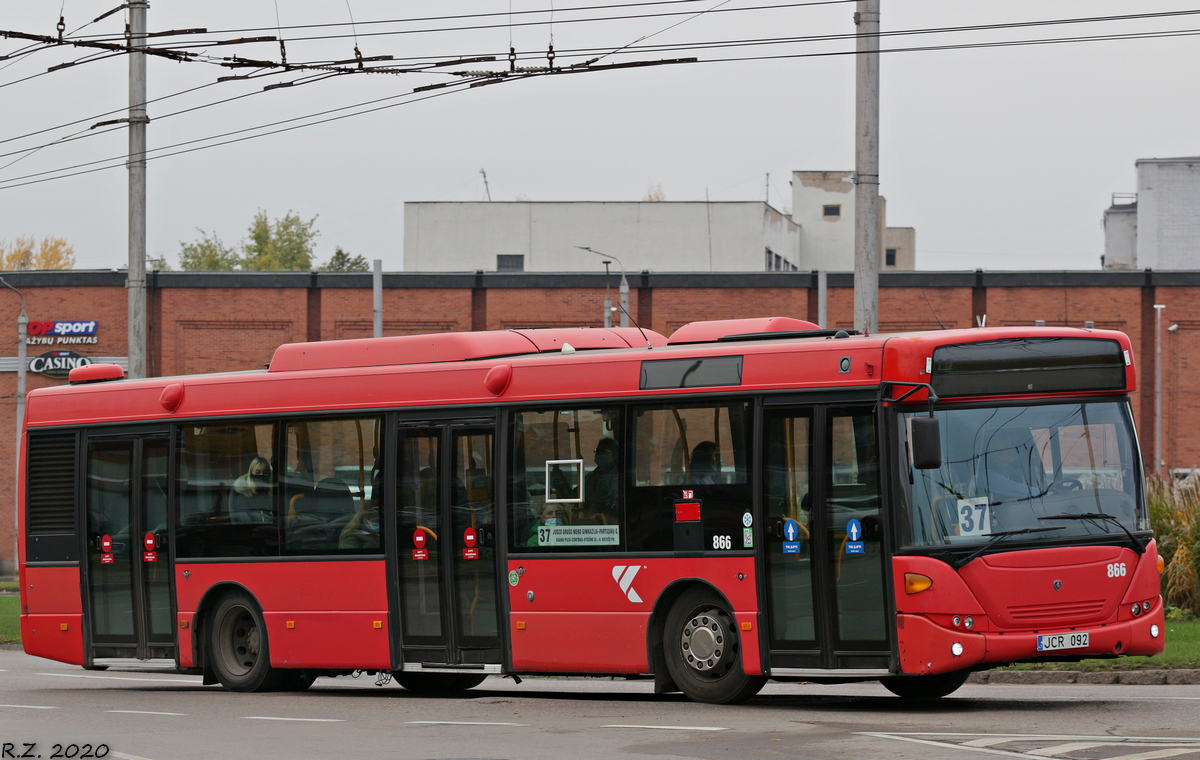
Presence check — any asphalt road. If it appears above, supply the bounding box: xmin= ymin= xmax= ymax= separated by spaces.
xmin=2 ymin=649 xmax=1200 ymax=760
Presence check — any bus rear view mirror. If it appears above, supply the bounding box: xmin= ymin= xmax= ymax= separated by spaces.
xmin=910 ymin=416 xmax=942 ymax=470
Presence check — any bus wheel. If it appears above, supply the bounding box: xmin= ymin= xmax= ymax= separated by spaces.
xmin=880 ymin=670 xmax=970 ymax=700
xmin=394 ymin=673 xmax=488 ymax=693
xmin=209 ymin=592 xmax=283 ymax=692
xmin=663 ymin=588 xmax=766 ymax=704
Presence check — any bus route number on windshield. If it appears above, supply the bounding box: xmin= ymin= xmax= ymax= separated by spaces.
xmin=956 ymin=497 xmax=991 ymax=537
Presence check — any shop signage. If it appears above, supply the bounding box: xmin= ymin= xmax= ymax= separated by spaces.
xmin=29 ymin=350 xmax=92 ymax=379
xmin=26 ymin=320 xmax=99 ymax=345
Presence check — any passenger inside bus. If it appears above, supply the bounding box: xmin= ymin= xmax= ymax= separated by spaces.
xmin=229 ymin=457 xmax=273 ymax=523
xmin=581 ymin=437 xmax=619 ymax=522
xmin=525 ymin=502 xmax=568 ymax=546
xmin=688 ymin=440 xmax=723 ymax=484
xmin=339 ymin=504 xmax=380 ymax=549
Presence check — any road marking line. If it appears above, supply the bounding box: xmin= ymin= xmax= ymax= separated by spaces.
xmin=603 ymin=725 xmax=728 ymax=732
xmin=106 ymin=710 xmax=187 ymax=716
xmin=964 ymin=738 xmax=1023 ymax=747
xmin=0 ymin=704 xmax=57 ymax=710
xmin=1104 ymin=751 xmax=1200 ymax=760
xmin=112 ymin=753 xmax=158 ymax=760
xmin=407 ymin=721 xmax=529 ymax=726
xmin=39 ymin=672 xmax=200 ymax=684
xmin=858 ymin=734 xmax=1032 ymax=759
xmin=876 ymin=733 xmax=1200 ymax=743
xmin=1028 ymin=742 xmax=1108 ymax=756
xmin=242 ymin=716 xmax=345 ymax=722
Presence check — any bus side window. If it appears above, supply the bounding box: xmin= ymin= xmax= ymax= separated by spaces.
xmin=509 ymin=407 xmax=623 ymax=552
xmin=282 ymin=417 xmax=382 ymax=555
xmin=175 ymin=422 xmax=277 ymax=559
xmin=628 ymin=402 xmax=750 ymax=552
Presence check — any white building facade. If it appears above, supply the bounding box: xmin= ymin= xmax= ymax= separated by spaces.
xmin=403 ymin=171 xmax=916 ymax=273
xmin=1104 ymin=157 xmax=1200 ymax=270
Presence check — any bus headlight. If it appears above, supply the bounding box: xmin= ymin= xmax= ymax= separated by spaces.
xmin=964 ymin=616 xmax=975 ymax=629
xmin=1131 ymin=604 xmax=1141 ymax=616
xmin=952 ymin=616 xmax=962 ymax=627
xmin=1151 ymin=624 xmax=1160 ymax=638
xmin=951 ymin=642 xmax=964 ymax=657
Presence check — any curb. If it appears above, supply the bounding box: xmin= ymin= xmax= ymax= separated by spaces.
xmin=969 ymin=669 xmax=1200 ymax=685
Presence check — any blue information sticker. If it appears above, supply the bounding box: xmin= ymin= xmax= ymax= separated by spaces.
xmin=845 ymin=541 xmax=865 ymax=554
xmin=782 ymin=518 xmax=802 ymax=554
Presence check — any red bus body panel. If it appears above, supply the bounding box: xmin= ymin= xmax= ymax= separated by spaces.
xmin=894 ymin=541 xmax=1165 ymax=674
xmin=174 ymin=561 xmax=390 ymax=670
xmin=508 ymin=557 xmax=760 ymax=675
xmin=19 ymin=566 xmax=85 ymax=665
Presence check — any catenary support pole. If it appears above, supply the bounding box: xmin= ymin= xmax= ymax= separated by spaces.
xmin=127 ymin=0 xmax=149 ymax=378
xmin=373 ymin=260 xmax=383 ymax=338
xmin=853 ymin=0 xmax=880 ymax=334
xmin=1155 ymin=303 xmax=1165 ymax=477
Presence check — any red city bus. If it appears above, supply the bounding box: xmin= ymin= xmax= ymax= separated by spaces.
xmin=18 ymin=317 xmax=1165 ymax=702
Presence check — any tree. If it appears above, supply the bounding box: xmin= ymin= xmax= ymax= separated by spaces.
xmin=241 ymin=210 xmax=319 ymax=271
xmin=178 ymin=230 xmax=240 ymax=271
xmin=0 ymin=235 xmax=76 ymax=270
xmin=321 ymin=247 xmax=370 ymax=272
xmin=177 ymin=210 xmax=320 ymax=271
xmin=642 ymin=184 xmax=666 ymax=202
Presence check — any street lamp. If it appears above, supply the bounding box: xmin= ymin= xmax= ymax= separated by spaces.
xmin=1154 ymin=304 xmax=1165 ymax=478
xmin=575 ymin=246 xmax=629 ymax=327
xmin=0 ymin=276 xmax=26 ymax=574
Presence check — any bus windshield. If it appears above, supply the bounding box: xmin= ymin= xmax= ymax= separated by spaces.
xmin=900 ymin=400 xmax=1146 ymax=548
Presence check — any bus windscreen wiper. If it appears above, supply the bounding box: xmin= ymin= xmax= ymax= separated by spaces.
xmin=954 ymin=526 xmax=1065 ymax=568
xmin=1039 ymin=513 xmax=1145 ymax=554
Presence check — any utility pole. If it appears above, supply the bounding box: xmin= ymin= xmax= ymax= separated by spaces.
xmin=373 ymin=260 xmax=383 ymax=338
xmin=1155 ymin=303 xmax=1165 ymax=477
xmin=853 ymin=0 xmax=880 ymax=334
xmin=1 ymin=277 xmax=26 ymax=576
xmin=602 ymin=261 xmax=613 ymax=328
xmin=127 ymin=0 xmax=149 ymax=378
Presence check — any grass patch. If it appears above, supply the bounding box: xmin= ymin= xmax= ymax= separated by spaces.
xmin=1000 ymin=619 xmax=1200 ymax=670
xmin=0 ymin=581 xmax=17 ymax=593
xmin=0 ymin=596 xmax=21 ymax=645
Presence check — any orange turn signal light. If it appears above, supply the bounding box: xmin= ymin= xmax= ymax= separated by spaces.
xmin=1157 ymin=555 xmax=1166 ymax=574
xmin=904 ymin=573 xmax=933 ymax=595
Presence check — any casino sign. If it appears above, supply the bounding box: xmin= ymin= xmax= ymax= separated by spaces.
xmin=29 ymin=350 xmax=92 ymax=379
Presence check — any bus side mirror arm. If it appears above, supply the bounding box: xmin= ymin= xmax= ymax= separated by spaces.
xmin=881 ymin=381 xmax=941 ymax=470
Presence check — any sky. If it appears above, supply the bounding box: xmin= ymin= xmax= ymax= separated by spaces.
xmin=1 ymin=1 xmax=1198 ymax=272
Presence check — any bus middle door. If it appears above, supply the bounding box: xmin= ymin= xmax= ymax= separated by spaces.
xmin=392 ymin=420 xmax=502 ymax=682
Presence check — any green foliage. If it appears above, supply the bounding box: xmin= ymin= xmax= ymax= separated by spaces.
xmin=178 ymin=229 xmax=240 ymax=271
xmin=178 ymin=210 xmax=320 ymax=272
xmin=242 ymin=210 xmax=319 ymax=271
xmin=0 ymin=596 xmax=19 ymax=645
xmin=321 ymin=247 xmax=370 ymax=272
xmin=1147 ymin=475 xmax=1200 ymax=615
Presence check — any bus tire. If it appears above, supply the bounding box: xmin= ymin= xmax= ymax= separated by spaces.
xmin=663 ymin=588 xmax=765 ymax=704
xmin=880 ymin=670 xmax=970 ymax=700
xmin=208 ymin=591 xmax=284 ymax=692
xmin=394 ymin=673 xmax=488 ymax=693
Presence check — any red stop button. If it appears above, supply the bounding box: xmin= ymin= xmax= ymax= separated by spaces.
xmin=463 ymin=527 xmax=477 ymax=548
xmin=413 ymin=529 xmax=426 ymax=549
xmin=143 ymin=532 xmax=156 ymax=551
xmin=100 ymin=534 xmax=112 ymax=552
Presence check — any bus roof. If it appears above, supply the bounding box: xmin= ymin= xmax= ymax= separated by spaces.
xmin=24 ymin=319 xmax=1135 ymax=428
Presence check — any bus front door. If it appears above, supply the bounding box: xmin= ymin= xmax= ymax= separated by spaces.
xmin=760 ymin=405 xmax=891 ymax=675
xmin=83 ymin=433 xmax=175 ymax=663
xmin=392 ymin=422 xmax=503 ymax=677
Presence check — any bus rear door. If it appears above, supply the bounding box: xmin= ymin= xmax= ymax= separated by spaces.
xmin=760 ymin=404 xmax=891 ymax=675
xmin=391 ymin=419 xmax=503 ymax=678
xmin=82 ymin=430 xmax=175 ymax=664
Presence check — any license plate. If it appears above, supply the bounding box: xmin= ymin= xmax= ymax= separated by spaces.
xmin=1037 ymin=632 xmax=1089 ymax=651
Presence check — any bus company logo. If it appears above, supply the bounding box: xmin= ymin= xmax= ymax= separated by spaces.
xmin=612 ymin=565 xmax=644 ymax=603
xmin=29 ymin=350 xmax=92 ymax=379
